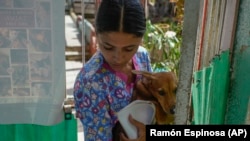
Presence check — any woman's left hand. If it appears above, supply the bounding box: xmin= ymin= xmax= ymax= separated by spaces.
xmin=120 ymin=114 xmax=146 ymax=141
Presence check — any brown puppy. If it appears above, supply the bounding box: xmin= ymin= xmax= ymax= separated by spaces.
xmin=113 ymin=70 xmax=178 ymax=140
xmin=131 ymin=70 xmax=177 ymax=125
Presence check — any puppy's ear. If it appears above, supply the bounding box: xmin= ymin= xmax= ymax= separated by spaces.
xmin=131 ymin=70 xmax=149 ymax=75
xmin=131 ymin=70 xmax=156 ymax=79
xmin=167 ymin=71 xmax=178 ymax=83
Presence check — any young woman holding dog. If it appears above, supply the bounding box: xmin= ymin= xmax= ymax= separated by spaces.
xmin=73 ymin=0 xmax=151 ymax=140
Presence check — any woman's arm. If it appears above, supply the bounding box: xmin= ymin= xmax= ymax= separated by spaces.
xmin=73 ymin=72 xmax=113 ymax=141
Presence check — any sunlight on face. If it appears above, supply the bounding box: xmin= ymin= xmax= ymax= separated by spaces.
xmin=97 ymin=32 xmax=143 ymax=71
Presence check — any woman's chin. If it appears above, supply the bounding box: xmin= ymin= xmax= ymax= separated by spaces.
xmin=110 ymin=64 xmax=124 ymax=72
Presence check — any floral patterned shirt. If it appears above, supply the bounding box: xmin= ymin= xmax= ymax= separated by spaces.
xmin=73 ymin=46 xmax=152 ymax=141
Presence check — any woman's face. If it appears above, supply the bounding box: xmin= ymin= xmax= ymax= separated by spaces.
xmin=97 ymin=32 xmax=143 ymax=71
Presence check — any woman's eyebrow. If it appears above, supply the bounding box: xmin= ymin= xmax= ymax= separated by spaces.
xmin=102 ymin=42 xmax=113 ymax=47
xmin=103 ymin=42 xmax=137 ymax=48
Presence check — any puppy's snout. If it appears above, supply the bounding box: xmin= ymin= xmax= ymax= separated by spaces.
xmin=170 ymin=105 xmax=175 ymax=114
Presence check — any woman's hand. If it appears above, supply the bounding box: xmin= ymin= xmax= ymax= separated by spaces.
xmin=120 ymin=114 xmax=146 ymax=141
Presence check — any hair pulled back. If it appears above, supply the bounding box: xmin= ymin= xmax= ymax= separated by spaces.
xmin=95 ymin=0 xmax=146 ymax=37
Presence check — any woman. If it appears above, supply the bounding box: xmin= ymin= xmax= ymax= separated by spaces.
xmin=73 ymin=0 xmax=151 ymax=140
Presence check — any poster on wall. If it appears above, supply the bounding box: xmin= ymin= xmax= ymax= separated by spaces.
xmin=0 ymin=0 xmax=65 ymax=125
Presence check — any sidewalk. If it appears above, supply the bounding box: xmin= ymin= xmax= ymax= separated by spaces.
xmin=65 ymin=60 xmax=84 ymax=141
xmin=77 ymin=119 xmax=84 ymax=141
xmin=65 ymin=11 xmax=85 ymax=141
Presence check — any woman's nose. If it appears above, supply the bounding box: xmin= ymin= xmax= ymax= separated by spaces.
xmin=113 ymin=50 xmax=123 ymax=62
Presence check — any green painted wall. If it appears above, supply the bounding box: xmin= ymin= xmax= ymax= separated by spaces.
xmin=192 ymin=0 xmax=250 ymax=124
xmin=225 ymin=0 xmax=250 ymax=124
xmin=192 ymin=51 xmax=230 ymax=124
xmin=0 ymin=116 xmax=77 ymax=141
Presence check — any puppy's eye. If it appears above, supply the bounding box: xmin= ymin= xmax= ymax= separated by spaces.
xmin=158 ymin=88 xmax=165 ymax=96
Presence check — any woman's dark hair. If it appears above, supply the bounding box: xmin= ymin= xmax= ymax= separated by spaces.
xmin=95 ymin=0 xmax=146 ymax=37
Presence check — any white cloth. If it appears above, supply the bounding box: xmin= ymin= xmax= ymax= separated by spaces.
xmin=0 ymin=0 xmax=65 ymax=125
